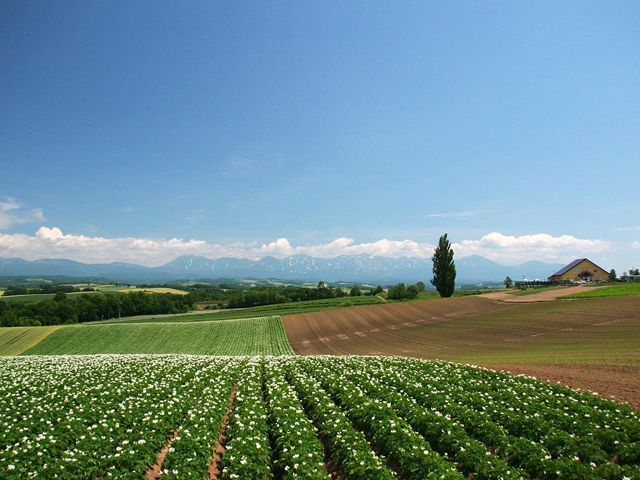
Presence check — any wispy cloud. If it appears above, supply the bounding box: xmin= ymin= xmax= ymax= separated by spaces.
xmin=0 ymin=197 xmax=46 ymax=229
xmin=427 ymin=209 xmax=499 ymax=219
xmin=0 ymin=197 xmax=21 ymax=212
xmin=184 ymin=209 xmax=205 ymax=225
xmin=615 ymin=226 xmax=640 ymax=232
xmin=0 ymin=227 xmax=611 ymax=267
xmin=633 ymin=241 xmax=640 ymax=249
xmin=124 ymin=206 xmax=135 ymax=213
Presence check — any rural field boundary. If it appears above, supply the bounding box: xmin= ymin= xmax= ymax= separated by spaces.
xmin=482 ymin=284 xmax=607 ymax=302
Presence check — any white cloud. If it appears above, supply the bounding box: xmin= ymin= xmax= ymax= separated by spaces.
xmin=616 ymin=226 xmax=640 ymax=232
xmin=632 ymin=241 xmax=640 ymax=249
xmin=0 ymin=227 xmax=611 ymax=266
xmin=0 ymin=197 xmax=46 ymax=229
xmin=453 ymin=232 xmax=610 ymax=264
xmin=0 ymin=198 xmax=21 ymax=211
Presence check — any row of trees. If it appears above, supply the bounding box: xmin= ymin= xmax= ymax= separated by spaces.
xmin=611 ymin=268 xmax=640 ymax=280
xmin=226 ymin=282 xmax=387 ymax=308
xmin=2 ymin=284 xmax=95 ymax=296
xmin=0 ymin=291 xmax=194 ymax=327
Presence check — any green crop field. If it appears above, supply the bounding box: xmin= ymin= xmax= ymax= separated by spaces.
xmin=559 ymin=282 xmax=640 ymax=299
xmin=0 ymin=326 xmax=62 ymax=356
xmin=1 ymin=355 xmax=639 ymax=480
xmin=23 ymin=316 xmax=293 ymax=356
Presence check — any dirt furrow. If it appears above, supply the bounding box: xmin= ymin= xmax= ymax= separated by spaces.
xmin=207 ymin=383 xmax=239 ymax=480
xmin=145 ymin=427 xmax=183 ymax=480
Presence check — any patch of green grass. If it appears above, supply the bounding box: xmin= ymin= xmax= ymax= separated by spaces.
xmin=0 ymin=326 xmax=63 ymax=355
xmin=23 ymin=316 xmax=293 ymax=355
xmin=559 ymin=283 xmax=640 ymax=299
xmin=509 ymin=286 xmax=566 ymax=296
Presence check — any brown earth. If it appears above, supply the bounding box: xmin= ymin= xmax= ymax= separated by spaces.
xmin=483 ymin=285 xmax=606 ymax=302
xmin=283 ymin=295 xmax=640 ymax=408
xmin=208 ymin=383 xmax=238 ymax=480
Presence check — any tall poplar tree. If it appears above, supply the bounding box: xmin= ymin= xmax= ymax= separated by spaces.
xmin=431 ymin=233 xmax=456 ymax=297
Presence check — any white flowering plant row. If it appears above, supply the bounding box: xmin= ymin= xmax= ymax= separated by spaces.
xmin=1 ymin=354 xmax=639 ymax=479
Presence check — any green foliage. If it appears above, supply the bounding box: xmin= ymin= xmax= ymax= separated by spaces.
xmin=415 ymin=281 xmax=426 ymax=292
xmin=431 ymin=233 xmax=456 ymax=298
xmin=609 ymin=269 xmax=617 ymax=281
xmin=0 ymin=291 xmax=194 ymax=327
xmin=387 ymin=283 xmax=406 ymax=300
xmin=388 ymin=283 xmax=420 ymax=300
xmin=349 ymin=285 xmax=361 ymax=297
xmin=2 ymin=283 xmax=79 ymax=297
xmin=504 ymin=276 xmax=513 ymax=288
xmin=368 ymin=285 xmax=384 ymax=296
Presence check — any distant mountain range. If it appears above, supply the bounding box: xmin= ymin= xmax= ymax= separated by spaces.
xmin=0 ymin=254 xmax=564 ymax=285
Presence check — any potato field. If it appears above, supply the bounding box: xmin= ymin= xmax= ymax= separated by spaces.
xmin=1 ymin=355 xmax=639 ymax=480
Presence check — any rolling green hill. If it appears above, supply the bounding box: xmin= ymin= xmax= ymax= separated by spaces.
xmin=23 ymin=316 xmax=293 ymax=356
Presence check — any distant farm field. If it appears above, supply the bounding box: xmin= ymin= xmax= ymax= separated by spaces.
xmin=121 ymin=287 xmax=189 ymax=295
xmin=92 ymin=294 xmax=385 ymax=325
xmin=0 ymin=291 xmax=102 ymax=302
xmin=2 ymin=355 xmax=639 ymax=480
xmin=0 ymin=285 xmax=188 ymax=302
xmin=23 ymin=316 xmax=293 ymax=356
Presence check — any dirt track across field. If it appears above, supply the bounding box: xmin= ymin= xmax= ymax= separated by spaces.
xmin=283 ymin=295 xmax=640 ymax=408
xmin=482 ymin=285 xmax=606 ymax=302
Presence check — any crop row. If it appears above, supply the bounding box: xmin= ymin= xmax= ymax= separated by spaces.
xmin=1 ymin=355 xmax=639 ymax=479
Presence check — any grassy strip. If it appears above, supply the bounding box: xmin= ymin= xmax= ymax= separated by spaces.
xmin=559 ymin=283 xmax=640 ymax=299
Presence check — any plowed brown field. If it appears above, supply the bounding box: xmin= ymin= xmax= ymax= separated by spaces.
xmin=283 ymin=295 xmax=640 ymax=407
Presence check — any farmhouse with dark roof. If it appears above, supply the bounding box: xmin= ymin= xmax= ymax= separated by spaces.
xmin=548 ymin=258 xmax=609 ymax=283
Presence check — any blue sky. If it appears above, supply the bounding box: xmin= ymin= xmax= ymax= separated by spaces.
xmin=1 ymin=1 xmax=639 ymax=270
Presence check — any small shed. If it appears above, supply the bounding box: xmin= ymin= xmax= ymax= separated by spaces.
xmin=548 ymin=258 xmax=609 ymax=283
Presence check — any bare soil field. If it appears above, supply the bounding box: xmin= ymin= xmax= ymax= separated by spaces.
xmin=483 ymin=284 xmax=606 ymax=302
xmin=283 ymin=295 xmax=640 ymax=407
